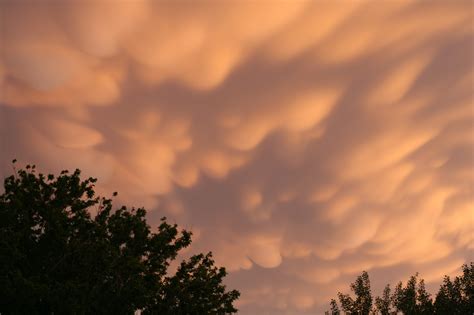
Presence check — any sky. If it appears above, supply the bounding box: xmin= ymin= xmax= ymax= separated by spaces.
xmin=0 ymin=0 xmax=473 ymax=314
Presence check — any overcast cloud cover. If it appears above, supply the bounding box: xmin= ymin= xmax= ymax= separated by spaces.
xmin=0 ymin=1 xmax=473 ymax=314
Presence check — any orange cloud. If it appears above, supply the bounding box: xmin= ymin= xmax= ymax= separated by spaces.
xmin=1 ymin=1 xmax=472 ymax=314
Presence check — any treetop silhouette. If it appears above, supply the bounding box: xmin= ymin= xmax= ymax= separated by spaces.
xmin=0 ymin=162 xmax=239 ymax=314
xmin=327 ymin=263 xmax=473 ymax=315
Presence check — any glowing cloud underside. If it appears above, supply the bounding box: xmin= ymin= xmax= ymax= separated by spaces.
xmin=0 ymin=1 xmax=473 ymax=314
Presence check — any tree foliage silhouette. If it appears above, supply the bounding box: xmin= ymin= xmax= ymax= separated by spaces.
xmin=374 ymin=284 xmax=392 ymax=315
xmin=328 ymin=263 xmax=473 ymax=315
xmin=336 ymin=271 xmax=373 ymax=315
xmin=434 ymin=263 xmax=473 ymax=314
xmin=325 ymin=298 xmax=340 ymax=315
xmin=0 ymin=162 xmax=239 ymax=314
xmin=392 ymin=273 xmax=433 ymax=314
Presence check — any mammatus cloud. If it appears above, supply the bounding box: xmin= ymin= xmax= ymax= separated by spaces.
xmin=1 ymin=0 xmax=473 ymax=314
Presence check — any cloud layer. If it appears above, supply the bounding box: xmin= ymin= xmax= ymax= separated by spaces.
xmin=1 ymin=1 xmax=473 ymax=313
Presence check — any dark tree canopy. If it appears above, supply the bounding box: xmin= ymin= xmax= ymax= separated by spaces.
xmin=327 ymin=298 xmax=340 ymax=315
xmin=336 ymin=271 xmax=373 ymax=315
xmin=434 ymin=263 xmax=474 ymax=314
xmin=328 ymin=263 xmax=473 ymax=315
xmin=374 ymin=284 xmax=392 ymax=315
xmin=392 ymin=273 xmax=434 ymax=315
xmin=0 ymin=162 xmax=239 ymax=314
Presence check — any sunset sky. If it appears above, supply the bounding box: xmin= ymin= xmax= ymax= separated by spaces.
xmin=0 ymin=1 xmax=473 ymax=314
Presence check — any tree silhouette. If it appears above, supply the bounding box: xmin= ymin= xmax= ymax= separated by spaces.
xmin=434 ymin=263 xmax=473 ymax=314
xmin=374 ymin=284 xmax=392 ymax=315
xmin=0 ymin=162 xmax=239 ymax=314
xmin=325 ymin=298 xmax=341 ymax=315
xmin=328 ymin=263 xmax=473 ymax=314
xmin=337 ymin=271 xmax=373 ymax=315
xmin=393 ymin=273 xmax=433 ymax=314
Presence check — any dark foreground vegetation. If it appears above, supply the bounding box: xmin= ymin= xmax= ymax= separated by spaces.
xmin=0 ymin=162 xmax=239 ymax=314
xmin=327 ymin=263 xmax=473 ymax=315
xmin=1 ymin=162 xmax=471 ymax=315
